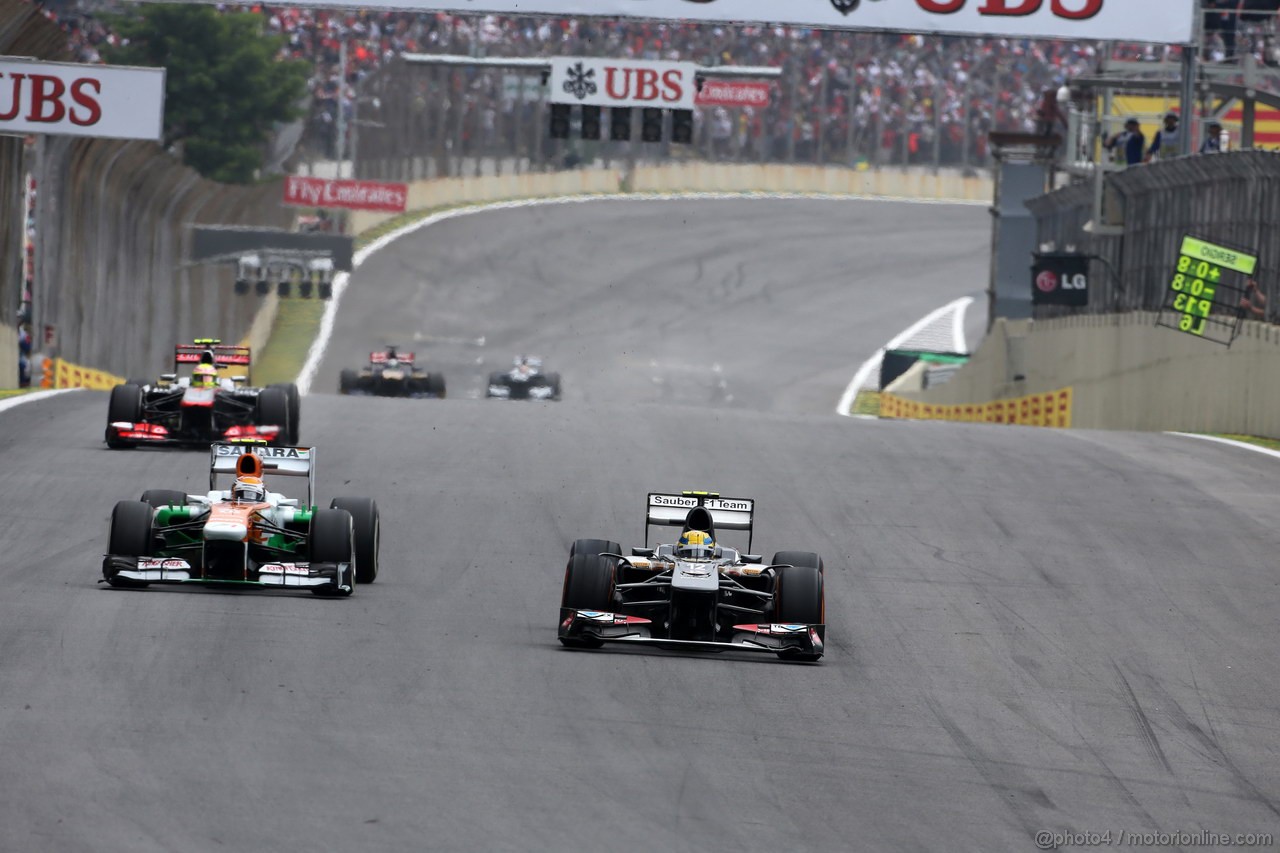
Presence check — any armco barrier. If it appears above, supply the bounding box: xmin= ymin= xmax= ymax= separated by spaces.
xmin=881 ymin=387 xmax=1073 ymax=428
xmin=39 ymin=357 xmax=124 ymax=391
xmin=895 ymin=313 xmax=1280 ymax=437
xmin=348 ymin=164 xmax=993 ymax=234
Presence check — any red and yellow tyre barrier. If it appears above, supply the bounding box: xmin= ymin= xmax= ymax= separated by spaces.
xmin=880 ymin=387 xmax=1073 ymax=428
xmin=39 ymin=357 xmax=125 ymax=391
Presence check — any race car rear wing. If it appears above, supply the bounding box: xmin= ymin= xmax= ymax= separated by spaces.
xmin=370 ymin=351 xmax=414 ymax=364
xmin=174 ymin=343 xmax=252 ymax=368
xmin=210 ymin=442 xmax=315 ymax=507
xmin=645 ymin=491 xmax=755 ymax=552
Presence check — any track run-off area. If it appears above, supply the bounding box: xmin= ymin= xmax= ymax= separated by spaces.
xmin=1 ymin=199 xmax=1278 ymax=852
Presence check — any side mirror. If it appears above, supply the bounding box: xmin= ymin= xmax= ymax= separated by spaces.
xmin=231 ymin=375 xmax=247 ymax=384
xmin=159 ymin=373 xmax=177 ymax=383
xmin=742 ymin=554 xmax=764 ymax=564
xmin=631 ymin=547 xmax=655 ymax=558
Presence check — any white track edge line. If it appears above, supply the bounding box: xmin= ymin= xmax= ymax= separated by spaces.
xmin=1166 ymin=431 xmax=1280 ymax=460
xmin=835 ymin=295 xmax=975 ymax=417
xmin=296 ymin=191 xmax=986 ymax=396
xmin=0 ymin=387 xmax=80 ymax=416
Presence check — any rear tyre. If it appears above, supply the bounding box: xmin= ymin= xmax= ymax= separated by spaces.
xmin=773 ymin=565 xmax=824 ymax=662
xmin=310 ymin=508 xmax=354 ymax=597
xmin=140 ymin=489 xmax=187 ymax=509
xmin=339 ymin=370 xmax=358 ymax=395
xmin=330 ymin=497 xmax=380 ymax=583
xmin=425 ymin=372 xmax=446 ymax=399
xmin=560 ymin=553 xmax=617 ymax=648
xmin=568 ymin=538 xmax=622 ymax=560
xmin=106 ymin=500 xmax=154 ymax=587
xmin=546 ymin=372 xmax=562 ymax=400
xmin=485 ymin=372 xmax=505 ymax=398
xmin=771 ymin=550 xmax=825 ymax=575
xmin=255 ymin=387 xmax=290 ymax=446
xmin=106 ymin=383 xmax=143 ymax=448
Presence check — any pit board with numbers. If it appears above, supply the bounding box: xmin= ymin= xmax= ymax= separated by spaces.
xmin=1155 ymin=236 xmax=1258 ymax=346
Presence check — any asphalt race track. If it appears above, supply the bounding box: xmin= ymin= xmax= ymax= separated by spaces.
xmin=2 ymin=199 xmax=1278 ymax=852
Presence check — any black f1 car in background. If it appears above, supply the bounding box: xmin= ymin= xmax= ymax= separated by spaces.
xmin=486 ymin=355 xmax=561 ymax=400
xmin=558 ymin=491 xmax=825 ymax=661
xmin=105 ymin=340 xmax=300 ymax=448
xmin=339 ymin=346 xmax=446 ymax=398
xmin=101 ymin=441 xmax=380 ymax=596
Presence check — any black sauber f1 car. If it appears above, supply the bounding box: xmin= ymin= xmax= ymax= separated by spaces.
xmin=105 ymin=340 xmax=300 ymax=448
xmin=339 ymin=346 xmax=445 ymax=398
xmin=486 ymin=355 xmax=561 ymax=400
xmin=101 ymin=442 xmax=379 ymax=596
xmin=559 ymin=492 xmax=826 ymax=661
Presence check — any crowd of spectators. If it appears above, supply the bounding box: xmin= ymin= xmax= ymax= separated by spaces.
xmin=27 ymin=1 xmax=1280 ymax=169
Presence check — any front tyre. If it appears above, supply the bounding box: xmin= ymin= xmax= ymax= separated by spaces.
xmin=106 ymin=500 xmax=154 ymax=587
xmin=310 ymin=508 xmax=354 ymax=597
xmin=560 ymin=553 xmax=617 ymax=648
xmin=771 ymin=550 xmax=825 ymax=575
xmin=105 ymin=383 xmax=143 ymax=448
xmin=255 ymin=387 xmax=290 ymax=446
xmin=330 ymin=497 xmax=380 ymax=583
xmin=773 ymin=565 xmax=824 ymax=662
xmin=568 ymin=538 xmax=622 ymax=560
xmin=140 ymin=489 xmax=187 ymax=509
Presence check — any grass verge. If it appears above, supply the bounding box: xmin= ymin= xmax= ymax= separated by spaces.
xmin=0 ymin=388 xmax=37 ymax=399
xmin=252 ymin=300 xmax=327 ymax=387
xmin=1215 ymin=433 xmax=1280 ymax=452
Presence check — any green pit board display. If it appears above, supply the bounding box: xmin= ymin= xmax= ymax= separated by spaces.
xmin=1156 ymin=236 xmax=1259 ymax=346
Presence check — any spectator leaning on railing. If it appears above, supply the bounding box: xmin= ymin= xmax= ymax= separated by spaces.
xmin=1105 ymin=118 xmax=1145 ymax=166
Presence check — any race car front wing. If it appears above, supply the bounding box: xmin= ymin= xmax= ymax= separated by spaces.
xmin=558 ymin=608 xmax=824 ymax=658
xmin=101 ymin=555 xmax=352 ymax=593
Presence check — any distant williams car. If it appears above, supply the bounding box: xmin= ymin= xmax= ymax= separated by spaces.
xmin=558 ymin=491 xmax=826 ymax=661
xmin=101 ymin=441 xmax=379 ymax=596
xmin=105 ymin=339 xmax=300 ymax=448
xmin=340 ymin=346 xmax=445 ymax=398
xmin=486 ymin=355 xmax=561 ymax=400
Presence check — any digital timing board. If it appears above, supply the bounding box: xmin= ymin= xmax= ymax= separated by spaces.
xmin=1156 ymin=236 xmax=1258 ymax=346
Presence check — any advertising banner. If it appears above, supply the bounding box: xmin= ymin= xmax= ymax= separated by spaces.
xmin=283 ymin=176 xmax=408 ymax=213
xmin=269 ymin=1 xmax=1196 ymax=44
xmin=550 ymin=58 xmax=697 ymax=109
xmin=696 ymin=81 xmax=772 ymax=109
xmin=0 ymin=59 xmax=165 ymax=141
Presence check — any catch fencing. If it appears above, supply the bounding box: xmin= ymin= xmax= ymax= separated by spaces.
xmin=324 ymin=55 xmax=994 ymax=184
xmin=1028 ymin=151 xmax=1280 ymax=319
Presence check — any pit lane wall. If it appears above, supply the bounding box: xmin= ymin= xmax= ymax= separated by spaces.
xmin=890 ymin=314 xmax=1280 ymax=436
xmin=347 ymin=164 xmax=993 ymax=234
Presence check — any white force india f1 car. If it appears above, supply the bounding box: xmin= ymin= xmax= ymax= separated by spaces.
xmin=559 ymin=492 xmax=826 ymax=661
xmin=101 ymin=442 xmax=380 ymax=596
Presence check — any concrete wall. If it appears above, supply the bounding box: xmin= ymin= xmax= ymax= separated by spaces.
xmin=349 ymin=164 xmax=994 ymax=234
xmin=901 ymin=313 xmax=1280 ymax=437
xmin=0 ymin=326 xmax=16 ymax=389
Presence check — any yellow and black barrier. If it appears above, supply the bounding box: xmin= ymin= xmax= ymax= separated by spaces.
xmin=880 ymin=387 xmax=1073 ymax=428
xmin=39 ymin=357 xmax=125 ymax=391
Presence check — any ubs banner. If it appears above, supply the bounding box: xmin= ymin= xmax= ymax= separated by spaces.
xmin=0 ymin=59 xmax=165 ymax=141
xmin=264 ymin=1 xmax=1196 ymax=44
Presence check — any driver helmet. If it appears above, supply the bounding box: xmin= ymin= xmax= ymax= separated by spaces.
xmin=231 ymin=475 xmax=266 ymax=503
xmin=193 ymin=363 xmax=218 ymax=388
xmin=676 ymin=530 xmax=716 ymax=561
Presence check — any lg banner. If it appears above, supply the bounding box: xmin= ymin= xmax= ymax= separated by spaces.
xmin=0 ymin=59 xmax=165 ymax=141
xmin=283 ymin=176 xmax=409 ymax=213
xmin=269 ymin=0 xmax=1195 ymax=44
xmin=550 ymin=58 xmax=697 ymax=109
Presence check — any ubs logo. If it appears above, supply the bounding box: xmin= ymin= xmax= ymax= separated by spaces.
xmin=676 ymin=0 xmax=880 ymax=14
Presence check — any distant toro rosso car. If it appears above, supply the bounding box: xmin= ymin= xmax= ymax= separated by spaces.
xmin=101 ymin=442 xmax=380 ymax=596
xmin=339 ymin=346 xmax=445 ymax=398
xmin=105 ymin=340 xmax=300 ymax=448
xmin=559 ymin=491 xmax=826 ymax=661
xmin=486 ymin=355 xmax=561 ymax=400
